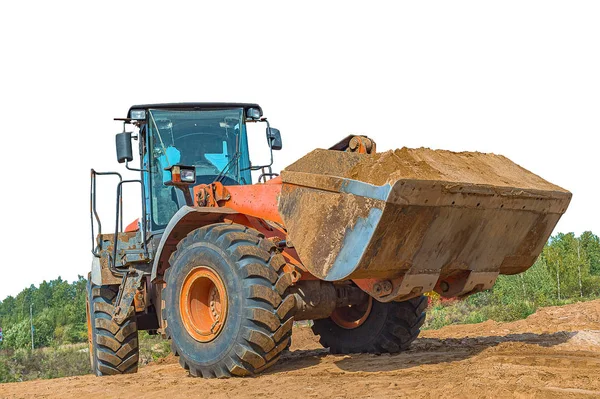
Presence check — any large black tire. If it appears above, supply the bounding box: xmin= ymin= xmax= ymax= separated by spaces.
xmin=312 ymin=295 xmax=427 ymax=354
xmin=86 ymin=280 xmax=139 ymax=375
xmin=163 ymin=223 xmax=296 ymax=378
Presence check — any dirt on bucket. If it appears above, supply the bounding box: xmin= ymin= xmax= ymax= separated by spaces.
xmin=345 ymin=147 xmax=568 ymax=192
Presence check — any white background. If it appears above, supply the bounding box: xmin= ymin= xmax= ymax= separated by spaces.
xmin=0 ymin=1 xmax=598 ymax=298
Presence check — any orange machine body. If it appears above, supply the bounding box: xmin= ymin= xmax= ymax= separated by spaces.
xmin=190 ymin=139 xmax=378 ymax=285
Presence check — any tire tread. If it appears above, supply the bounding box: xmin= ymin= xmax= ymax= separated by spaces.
xmin=313 ymin=295 xmax=426 ymax=355
xmin=88 ymin=282 xmax=139 ymax=376
xmin=165 ymin=223 xmax=295 ymax=378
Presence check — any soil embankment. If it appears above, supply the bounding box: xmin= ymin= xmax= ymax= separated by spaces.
xmin=2 ymin=300 xmax=599 ymax=399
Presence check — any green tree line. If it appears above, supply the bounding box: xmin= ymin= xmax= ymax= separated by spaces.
xmin=483 ymin=231 xmax=600 ymax=305
xmin=426 ymin=231 xmax=600 ymax=328
xmin=0 ymin=276 xmax=88 ymax=350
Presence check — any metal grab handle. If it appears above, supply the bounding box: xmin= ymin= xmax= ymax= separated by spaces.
xmin=90 ymin=169 xmax=123 ymax=257
xmin=258 ymin=166 xmax=279 ymax=183
xmin=110 ymin=179 xmax=148 ymax=275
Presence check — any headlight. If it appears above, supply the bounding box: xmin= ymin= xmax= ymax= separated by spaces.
xmin=130 ymin=109 xmax=146 ymax=120
xmin=246 ymin=107 xmax=261 ymax=120
xmin=167 ymin=165 xmax=196 ymax=185
xmin=180 ymin=167 xmax=196 ymax=183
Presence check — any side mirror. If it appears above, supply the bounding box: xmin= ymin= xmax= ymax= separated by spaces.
xmin=267 ymin=127 xmax=282 ymax=150
xmin=115 ymin=132 xmax=133 ymax=163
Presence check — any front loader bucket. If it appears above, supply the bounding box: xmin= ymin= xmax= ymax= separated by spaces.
xmin=278 ymin=148 xmax=571 ymax=300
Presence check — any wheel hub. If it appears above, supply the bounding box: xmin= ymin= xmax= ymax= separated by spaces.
xmin=180 ymin=266 xmax=228 ymax=342
xmin=330 ymin=296 xmax=373 ymax=329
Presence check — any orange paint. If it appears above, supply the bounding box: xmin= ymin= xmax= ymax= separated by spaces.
xmin=193 ymin=178 xmax=284 ymax=224
xmin=179 ymin=266 xmax=228 ymax=342
xmin=330 ymin=296 xmax=373 ymax=329
xmin=125 ymin=219 xmax=140 ymax=232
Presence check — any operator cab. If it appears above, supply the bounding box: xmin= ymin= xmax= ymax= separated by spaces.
xmin=115 ymin=103 xmax=282 ymax=231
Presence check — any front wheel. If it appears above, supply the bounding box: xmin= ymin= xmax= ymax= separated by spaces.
xmin=312 ymin=295 xmax=427 ymax=354
xmin=163 ymin=223 xmax=296 ymax=378
xmin=86 ymin=280 xmax=139 ymax=375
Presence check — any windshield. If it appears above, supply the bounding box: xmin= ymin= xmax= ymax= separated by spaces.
xmin=148 ymin=108 xmax=251 ymax=183
xmin=147 ymin=108 xmax=251 ymax=229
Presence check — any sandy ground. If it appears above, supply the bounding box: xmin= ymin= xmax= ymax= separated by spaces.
xmin=2 ymin=300 xmax=600 ymax=399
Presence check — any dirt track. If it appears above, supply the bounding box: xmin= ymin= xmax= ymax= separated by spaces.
xmin=2 ymin=300 xmax=600 ymax=399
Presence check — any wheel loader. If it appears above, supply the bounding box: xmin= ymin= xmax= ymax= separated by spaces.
xmin=87 ymin=102 xmax=571 ymax=377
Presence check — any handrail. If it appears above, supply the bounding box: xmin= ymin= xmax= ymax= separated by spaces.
xmin=111 ymin=179 xmax=148 ymax=275
xmin=90 ymin=169 xmax=123 ymax=257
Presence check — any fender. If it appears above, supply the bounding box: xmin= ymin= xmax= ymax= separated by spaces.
xmin=91 ymin=257 xmax=102 ymax=286
xmin=91 ymin=252 xmax=125 ymax=286
xmin=150 ymin=206 xmax=240 ymax=283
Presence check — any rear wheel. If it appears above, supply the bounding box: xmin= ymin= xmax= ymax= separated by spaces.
xmin=312 ymin=295 xmax=427 ymax=354
xmin=163 ymin=223 xmax=296 ymax=378
xmin=86 ymin=280 xmax=139 ymax=375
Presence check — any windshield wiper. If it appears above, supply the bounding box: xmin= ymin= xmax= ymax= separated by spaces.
xmin=213 ymin=151 xmax=241 ymax=183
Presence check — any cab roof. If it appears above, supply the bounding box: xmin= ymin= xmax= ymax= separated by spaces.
xmin=127 ymin=102 xmax=263 ymax=118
